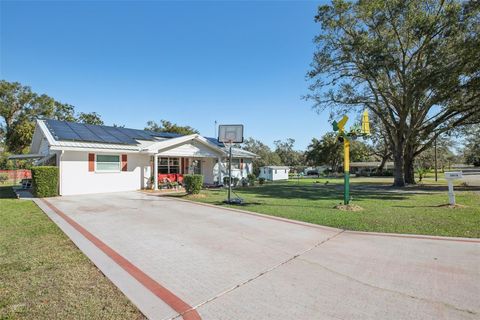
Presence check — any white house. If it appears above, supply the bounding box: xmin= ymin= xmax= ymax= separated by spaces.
xmin=24 ymin=119 xmax=257 ymax=195
xmin=259 ymin=166 xmax=290 ymax=181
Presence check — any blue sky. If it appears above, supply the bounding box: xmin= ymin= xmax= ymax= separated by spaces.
xmin=1 ymin=0 xmax=331 ymax=149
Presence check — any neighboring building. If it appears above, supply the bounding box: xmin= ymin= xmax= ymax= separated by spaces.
xmin=350 ymin=161 xmax=394 ymax=175
xmin=303 ymin=166 xmax=330 ymax=176
xmin=259 ymin=166 xmax=290 ymax=181
xmin=20 ymin=119 xmax=257 ymax=195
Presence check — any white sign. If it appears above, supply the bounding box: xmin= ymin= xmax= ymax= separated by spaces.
xmin=445 ymin=171 xmax=463 ymax=180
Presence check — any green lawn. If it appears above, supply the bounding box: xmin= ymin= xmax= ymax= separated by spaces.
xmin=0 ymin=186 xmax=144 ymax=319
xmin=173 ymin=177 xmax=480 ymax=238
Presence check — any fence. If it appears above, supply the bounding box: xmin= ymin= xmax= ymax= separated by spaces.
xmin=0 ymin=169 xmax=32 ymax=180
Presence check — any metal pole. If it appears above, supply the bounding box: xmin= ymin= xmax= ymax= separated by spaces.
xmin=434 ymin=137 xmax=438 ymax=182
xmin=153 ymin=155 xmax=158 ymax=190
xmin=228 ymin=144 xmax=232 ymax=203
xmin=344 ymin=139 xmax=350 ymax=205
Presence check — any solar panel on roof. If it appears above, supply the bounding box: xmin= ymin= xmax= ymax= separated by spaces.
xmin=102 ymin=127 xmax=138 ymax=144
xmin=66 ymin=122 xmax=102 ymax=142
xmin=44 ymin=119 xmax=185 ymax=145
xmin=47 ymin=120 xmax=82 ymax=140
xmin=125 ymin=128 xmax=153 ymax=140
xmin=87 ymin=125 xmax=126 ymax=144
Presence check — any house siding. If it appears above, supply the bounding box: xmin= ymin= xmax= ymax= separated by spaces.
xmin=60 ymin=151 xmax=151 ymax=195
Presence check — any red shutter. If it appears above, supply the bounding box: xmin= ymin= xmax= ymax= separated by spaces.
xmin=88 ymin=153 xmax=95 ymax=172
xmin=240 ymin=158 xmax=244 ymax=169
xmin=121 ymin=154 xmax=128 ymax=171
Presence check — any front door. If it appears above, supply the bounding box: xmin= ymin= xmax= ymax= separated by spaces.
xmin=191 ymin=159 xmax=202 ymax=175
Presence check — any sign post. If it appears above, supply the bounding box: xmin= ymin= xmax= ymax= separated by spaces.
xmin=444 ymin=171 xmax=463 ymax=205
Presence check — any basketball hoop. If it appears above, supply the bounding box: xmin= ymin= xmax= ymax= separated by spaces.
xmin=218 ymin=125 xmax=243 ymax=144
xmin=217 ymin=124 xmax=244 ymax=204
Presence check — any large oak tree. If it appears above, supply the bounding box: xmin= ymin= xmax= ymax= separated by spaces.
xmin=307 ymin=0 xmax=480 ymax=186
xmin=0 ymin=80 xmax=103 ymax=153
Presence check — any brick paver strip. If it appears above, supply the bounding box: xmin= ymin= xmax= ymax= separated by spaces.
xmin=41 ymin=198 xmax=201 ymax=320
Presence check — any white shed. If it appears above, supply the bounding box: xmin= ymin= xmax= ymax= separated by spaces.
xmin=259 ymin=166 xmax=290 ymax=181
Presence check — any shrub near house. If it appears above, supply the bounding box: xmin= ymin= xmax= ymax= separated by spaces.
xmin=184 ymin=174 xmax=203 ymax=194
xmin=31 ymin=166 xmax=59 ymax=197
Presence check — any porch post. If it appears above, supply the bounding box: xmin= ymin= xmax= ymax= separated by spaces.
xmin=217 ymin=157 xmax=223 ymax=185
xmin=154 ymin=154 xmax=158 ymax=190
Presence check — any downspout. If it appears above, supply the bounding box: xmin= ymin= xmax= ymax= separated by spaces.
xmin=154 ymin=154 xmax=159 ymax=190
xmin=58 ymin=150 xmax=64 ymax=196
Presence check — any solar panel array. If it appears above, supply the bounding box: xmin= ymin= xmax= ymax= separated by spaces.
xmin=45 ymin=119 xmax=182 ymax=145
xmin=205 ymin=137 xmax=225 ymax=147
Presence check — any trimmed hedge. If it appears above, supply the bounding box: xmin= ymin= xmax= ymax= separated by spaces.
xmin=184 ymin=174 xmax=203 ymax=194
xmin=247 ymin=173 xmax=256 ymax=186
xmin=32 ymin=166 xmax=59 ymax=197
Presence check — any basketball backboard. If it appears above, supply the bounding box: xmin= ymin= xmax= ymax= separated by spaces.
xmin=218 ymin=124 xmax=244 ymax=143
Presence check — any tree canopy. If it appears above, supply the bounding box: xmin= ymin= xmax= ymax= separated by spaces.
xmin=305 ymin=133 xmax=372 ymax=171
xmin=463 ymin=125 xmax=480 ymax=166
xmin=145 ymin=120 xmax=199 ymax=135
xmin=273 ymin=138 xmax=305 ymax=167
xmin=242 ymin=138 xmax=281 ymax=176
xmin=307 ymin=0 xmax=480 ymax=186
xmin=77 ymin=112 xmax=104 ymax=125
xmin=0 ymin=80 xmax=103 ymax=153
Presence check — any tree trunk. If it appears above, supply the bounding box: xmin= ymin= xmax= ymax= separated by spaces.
xmin=377 ymin=157 xmax=388 ymax=174
xmin=404 ymin=157 xmax=415 ymax=184
xmin=392 ymin=147 xmax=405 ymax=187
xmin=404 ymin=145 xmax=416 ymax=185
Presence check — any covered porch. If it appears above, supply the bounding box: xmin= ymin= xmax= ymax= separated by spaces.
xmin=146 ymin=134 xmax=227 ymax=190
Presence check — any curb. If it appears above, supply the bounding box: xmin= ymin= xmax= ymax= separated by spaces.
xmin=160 ymin=193 xmax=480 ymax=244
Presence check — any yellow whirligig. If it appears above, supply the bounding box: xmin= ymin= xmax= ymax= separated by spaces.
xmin=337 ymin=115 xmax=349 ymax=133
xmin=361 ymin=110 xmax=370 ymax=135
xmin=331 ymin=110 xmax=372 ymax=205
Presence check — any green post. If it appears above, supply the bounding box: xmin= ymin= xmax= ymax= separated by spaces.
xmin=344 ymin=172 xmax=350 ymax=205
xmin=343 ymin=139 xmax=350 ymax=205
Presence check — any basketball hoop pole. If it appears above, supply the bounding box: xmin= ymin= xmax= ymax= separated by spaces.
xmin=218 ymin=124 xmax=244 ymax=205
xmin=228 ymin=142 xmax=232 ymax=203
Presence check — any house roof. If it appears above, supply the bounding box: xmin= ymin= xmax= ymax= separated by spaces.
xmin=260 ymin=166 xmax=290 ymax=169
xmin=32 ymin=119 xmax=258 ymax=158
xmin=44 ymin=119 xmax=182 ymax=145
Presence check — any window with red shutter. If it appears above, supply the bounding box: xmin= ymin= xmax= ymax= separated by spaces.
xmin=88 ymin=153 xmax=95 ymax=172
xmin=121 ymin=154 xmax=128 ymax=171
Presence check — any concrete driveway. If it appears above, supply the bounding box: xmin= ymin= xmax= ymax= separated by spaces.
xmin=36 ymin=191 xmax=479 ymax=320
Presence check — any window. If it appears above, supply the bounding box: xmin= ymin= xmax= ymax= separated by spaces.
xmin=96 ymin=155 xmax=120 ymax=172
xmin=169 ymin=158 xmax=180 ymax=173
xmin=158 ymin=157 xmax=180 ymax=174
xmin=228 ymin=159 xmax=240 ymax=170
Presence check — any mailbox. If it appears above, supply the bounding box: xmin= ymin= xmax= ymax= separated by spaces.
xmin=445 ymin=172 xmax=463 ymax=180
xmin=444 ymin=171 xmax=463 ymax=205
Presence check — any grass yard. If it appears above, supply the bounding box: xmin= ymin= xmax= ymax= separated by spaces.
xmin=173 ymin=177 xmax=480 ymax=238
xmin=0 ymin=186 xmax=144 ymax=320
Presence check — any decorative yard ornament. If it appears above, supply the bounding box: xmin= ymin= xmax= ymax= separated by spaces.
xmin=361 ymin=110 xmax=370 ymax=135
xmin=332 ymin=110 xmax=371 ymax=205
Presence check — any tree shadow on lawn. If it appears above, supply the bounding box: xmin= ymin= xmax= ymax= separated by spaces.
xmin=0 ymin=186 xmax=15 ymax=199
xmin=232 ymin=184 xmax=412 ymax=201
